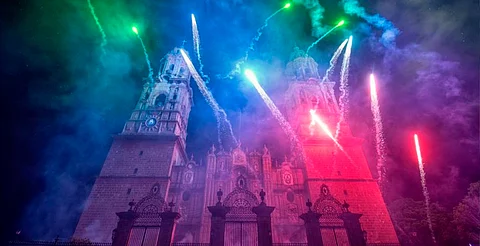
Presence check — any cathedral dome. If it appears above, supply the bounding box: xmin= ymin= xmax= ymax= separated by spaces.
xmin=285 ymin=46 xmax=320 ymax=81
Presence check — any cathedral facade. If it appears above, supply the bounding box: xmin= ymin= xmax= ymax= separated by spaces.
xmin=73 ymin=47 xmax=399 ymax=245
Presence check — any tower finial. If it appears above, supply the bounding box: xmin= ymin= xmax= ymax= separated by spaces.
xmin=217 ymin=189 xmax=223 ymax=205
xmin=259 ymin=189 xmax=266 ymax=204
xmin=181 ymin=40 xmax=187 ymax=48
xmin=306 ymin=198 xmax=312 ymax=211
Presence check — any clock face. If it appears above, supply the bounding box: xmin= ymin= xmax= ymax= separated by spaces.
xmin=145 ymin=118 xmax=157 ymax=127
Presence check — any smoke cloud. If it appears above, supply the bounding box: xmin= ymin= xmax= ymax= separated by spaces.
xmin=340 ymin=0 xmax=400 ymax=47
xmin=293 ymin=0 xmax=328 ymax=37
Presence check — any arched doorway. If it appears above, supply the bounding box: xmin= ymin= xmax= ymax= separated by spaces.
xmin=223 ymin=188 xmax=260 ymax=246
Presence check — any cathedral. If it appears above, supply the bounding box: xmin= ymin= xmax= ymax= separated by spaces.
xmin=73 ymin=46 xmax=399 ymax=245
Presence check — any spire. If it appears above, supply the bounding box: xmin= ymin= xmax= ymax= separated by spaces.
xmin=263 ymin=145 xmax=270 ymax=156
xmin=209 ymin=144 xmax=216 ymax=155
xmin=289 ymin=45 xmax=306 ymax=61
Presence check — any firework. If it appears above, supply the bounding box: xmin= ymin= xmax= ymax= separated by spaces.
xmin=87 ymin=0 xmax=107 ymax=54
xmin=191 ymin=14 xmax=208 ymax=82
xmin=370 ymin=73 xmax=387 ymax=184
xmin=132 ymin=27 xmax=154 ymax=84
xmin=322 ymin=38 xmax=348 ymax=82
xmin=306 ymin=20 xmax=345 ymax=56
xmin=226 ymin=3 xmax=291 ymax=79
xmin=180 ymin=49 xmax=237 ymax=147
xmin=414 ymin=134 xmax=437 ymax=244
xmin=334 ymin=35 xmax=353 ymax=141
xmin=244 ymin=69 xmax=304 ymax=160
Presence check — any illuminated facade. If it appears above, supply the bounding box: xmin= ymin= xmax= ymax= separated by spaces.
xmin=73 ymin=46 xmax=399 ymax=245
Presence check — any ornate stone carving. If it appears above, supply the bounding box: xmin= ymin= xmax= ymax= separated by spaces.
xmin=134 ymin=183 xmax=166 ymax=214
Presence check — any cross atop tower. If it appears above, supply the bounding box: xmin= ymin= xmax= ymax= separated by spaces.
xmin=181 ymin=40 xmax=187 ymax=48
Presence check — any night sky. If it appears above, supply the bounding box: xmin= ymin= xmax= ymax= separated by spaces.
xmin=1 ymin=0 xmax=478 ymax=243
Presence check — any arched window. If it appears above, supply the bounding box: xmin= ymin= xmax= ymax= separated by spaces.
xmin=167 ymin=64 xmax=174 ymax=74
xmin=305 ymin=67 xmax=312 ymax=77
xmin=236 ymin=175 xmax=247 ymax=189
xmin=182 ymin=191 xmax=191 ymax=201
xmin=155 ymin=94 xmax=167 ymax=107
xmin=173 ymin=87 xmax=179 ymax=100
xmin=179 ymin=67 xmax=186 ymax=77
xmin=286 ymin=190 xmax=295 ymax=202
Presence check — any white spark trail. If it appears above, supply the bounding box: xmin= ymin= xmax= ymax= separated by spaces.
xmin=191 ymin=14 xmax=208 ymax=81
xmin=322 ymin=39 xmax=348 ymax=82
xmin=414 ymin=134 xmax=437 ymax=245
xmin=370 ymin=73 xmax=387 ymax=184
xmin=87 ymin=0 xmax=107 ymax=54
xmin=180 ymin=49 xmax=237 ymax=147
xmin=244 ymin=69 xmax=305 ymax=162
xmin=335 ymin=35 xmax=353 ymax=141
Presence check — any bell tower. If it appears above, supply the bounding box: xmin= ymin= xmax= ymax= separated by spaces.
xmin=284 ymin=47 xmax=399 ymax=244
xmin=123 ymin=47 xmax=193 ymax=147
xmin=73 ymin=47 xmax=194 ymax=242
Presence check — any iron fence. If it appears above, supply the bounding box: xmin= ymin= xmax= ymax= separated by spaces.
xmin=8 ymin=241 xmax=111 ymax=246
xmin=172 ymin=244 xmax=210 ymax=246
xmin=272 ymin=244 xmax=308 ymax=246
xmin=367 ymin=244 xmax=401 ymax=246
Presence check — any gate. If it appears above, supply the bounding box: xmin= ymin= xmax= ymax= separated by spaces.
xmin=127 ymin=213 xmax=162 ymax=246
xmin=127 ymin=184 xmax=165 ymax=246
xmin=223 ymin=188 xmax=260 ymax=246
xmin=314 ymin=185 xmax=350 ymax=246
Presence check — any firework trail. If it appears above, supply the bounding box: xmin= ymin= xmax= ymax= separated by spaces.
xmin=370 ymin=74 xmax=387 ymax=184
xmin=322 ymin=38 xmax=348 ymax=82
xmin=306 ymin=20 xmax=345 ymax=56
xmin=191 ymin=14 xmax=209 ymax=82
xmin=180 ymin=49 xmax=238 ymax=147
xmin=310 ymin=110 xmax=343 ymax=151
xmin=246 ymin=3 xmax=290 ymax=60
xmin=414 ymin=134 xmax=437 ymax=244
xmin=87 ymin=0 xmax=107 ymax=54
xmin=334 ymin=35 xmax=353 ymax=141
xmin=132 ymin=27 xmax=154 ymax=84
xmin=225 ymin=4 xmax=291 ymax=79
xmin=310 ymin=110 xmax=353 ymax=164
xmin=244 ymin=69 xmax=305 ymax=161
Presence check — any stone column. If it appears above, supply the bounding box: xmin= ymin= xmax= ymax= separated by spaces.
xmin=338 ymin=201 xmax=366 ymax=246
xmin=112 ymin=201 xmax=139 ymax=246
xmin=208 ymin=189 xmax=230 ymax=246
xmin=157 ymin=201 xmax=181 ymax=246
xmin=299 ymin=199 xmax=324 ymax=246
xmin=252 ymin=189 xmax=275 ymax=246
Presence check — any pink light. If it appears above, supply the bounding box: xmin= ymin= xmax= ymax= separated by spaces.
xmin=414 ymin=134 xmax=423 ymax=166
xmin=310 ymin=110 xmax=353 ymax=163
xmin=309 ymin=110 xmax=335 ymax=140
xmin=370 ymin=73 xmax=378 ymax=102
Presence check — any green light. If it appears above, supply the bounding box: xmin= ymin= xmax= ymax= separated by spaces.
xmin=132 ymin=27 xmax=138 ymax=34
xmin=284 ymin=3 xmax=291 ymax=8
xmin=244 ymin=69 xmax=258 ymax=84
xmin=337 ymin=20 xmax=345 ymax=26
